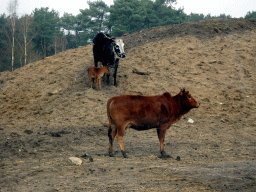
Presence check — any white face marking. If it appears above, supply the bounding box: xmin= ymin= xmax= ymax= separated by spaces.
xmin=112 ymin=46 xmax=118 ymax=59
xmin=115 ymin=39 xmax=125 ymax=54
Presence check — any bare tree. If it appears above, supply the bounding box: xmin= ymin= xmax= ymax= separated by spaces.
xmin=52 ymin=33 xmax=68 ymax=55
xmin=19 ymin=14 xmax=37 ymax=65
xmin=7 ymin=0 xmax=18 ymax=71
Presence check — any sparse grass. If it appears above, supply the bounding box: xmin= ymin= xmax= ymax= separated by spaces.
xmin=204 ymin=21 xmax=229 ymax=31
xmin=203 ymin=19 xmax=252 ymax=31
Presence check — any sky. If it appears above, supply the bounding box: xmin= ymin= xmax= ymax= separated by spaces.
xmin=0 ymin=0 xmax=255 ymax=18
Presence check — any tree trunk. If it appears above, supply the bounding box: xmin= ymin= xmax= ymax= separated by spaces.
xmin=24 ymin=34 xmax=27 ymax=65
xmin=43 ymin=37 xmax=46 ymax=59
xmin=12 ymin=30 xmax=15 ymax=71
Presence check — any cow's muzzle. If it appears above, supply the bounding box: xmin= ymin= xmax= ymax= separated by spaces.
xmin=120 ymin=53 xmax=126 ymax=58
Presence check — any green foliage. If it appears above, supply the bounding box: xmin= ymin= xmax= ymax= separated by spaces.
xmin=188 ymin=13 xmax=205 ymax=21
xmin=76 ymin=0 xmax=110 ymax=45
xmin=60 ymin=13 xmax=77 ymax=49
xmin=245 ymin=11 xmax=256 ymax=19
xmin=110 ymin=0 xmax=184 ymax=36
xmin=110 ymin=0 xmax=146 ymax=34
xmin=87 ymin=0 xmax=110 ymax=32
xmin=188 ymin=13 xmax=231 ymax=22
xmin=60 ymin=12 xmax=76 ymax=32
xmin=0 ymin=14 xmax=10 ymax=71
xmin=0 ymin=14 xmax=7 ymax=51
xmin=32 ymin=7 xmax=62 ymax=58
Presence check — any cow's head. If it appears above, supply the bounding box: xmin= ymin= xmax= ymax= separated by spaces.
xmin=112 ymin=39 xmax=126 ymax=58
xmin=179 ymin=88 xmax=200 ymax=109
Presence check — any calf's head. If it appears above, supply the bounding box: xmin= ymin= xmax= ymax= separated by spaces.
xmin=112 ymin=39 xmax=126 ymax=58
xmin=101 ymin=65 xmax=110 ymax=75
xmin=179 ymin=88 xmax=200 ymax=109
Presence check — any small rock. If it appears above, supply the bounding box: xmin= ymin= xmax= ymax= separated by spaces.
xmin=81 ymin=154 xmax=87 ymax=159
xmin=51 ymin=132 xmax=61 ymax=137
xmin=89 ymin=157 xmax=94 ymax=162
xmin=24 ymin=130 xmax=33 ymax=134
xmin=188 ymin=118 xmax=194 ymax=123
xmin=176 ymin=156 xmax=181 ymax=161
xmin=68 ymin=157 xmax=82 ymax=165
xmin=10 ymin=132 xmax=19 ymax=137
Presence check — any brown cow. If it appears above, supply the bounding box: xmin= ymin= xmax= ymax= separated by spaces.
xmin=88 ymin=65 xmax=109 ymax=88
xmin=107 ymin=89 xmax=200 ymax=158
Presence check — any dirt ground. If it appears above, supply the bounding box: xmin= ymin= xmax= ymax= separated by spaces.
xmin=0 ymin=18 xmax=256 ymax=191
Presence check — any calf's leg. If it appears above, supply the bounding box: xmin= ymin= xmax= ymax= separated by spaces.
xmin=90 ymin=77 xmax=94 ymax=88
xmin=98 ymin=77 xmax=102 ymax=89
xmin=96 ymin=77 xmax=99 ymax=88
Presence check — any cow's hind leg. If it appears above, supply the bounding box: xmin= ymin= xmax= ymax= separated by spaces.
xmin=116 ymin=125 xmax=127 ymax=158
xmin=108 ymin=124 xmax=117 ymax=157
xmin=94 ymin=58 xmax=99 ymax=67
xmin=157 ymin=128 xmax=171 ymax=158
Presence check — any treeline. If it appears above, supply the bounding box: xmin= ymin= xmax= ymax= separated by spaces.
xmin=0 ymin=0 xmax=255 ymax=72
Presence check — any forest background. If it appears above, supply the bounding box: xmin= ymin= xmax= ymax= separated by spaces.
xmin=1 ymin=0 xmax=256 ymax=72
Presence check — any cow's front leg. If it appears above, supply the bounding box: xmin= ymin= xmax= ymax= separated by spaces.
xmin=113 ymin=64 xmax=118 ymax=87
xmin=106 ymin=74 xmax=110 ymax=85
xmin=94 ymin=59 xmax=98 ymax=67
xmin=157 ymin=127 xmax=171 ymax=158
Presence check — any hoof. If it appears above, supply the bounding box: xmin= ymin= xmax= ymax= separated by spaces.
xmin=160 ymin=151 xmax=172 ymax=159
xmin=109 ymin=152 xmax=114 ymax=157
xmin=121 ymin=150 xmax=128 ymax=158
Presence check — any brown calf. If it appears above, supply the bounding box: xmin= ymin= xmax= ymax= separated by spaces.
xmin=107 ymin=89 xmax=200 ymax=158
xmin=88 ymin=65 xmax=109 ymax=88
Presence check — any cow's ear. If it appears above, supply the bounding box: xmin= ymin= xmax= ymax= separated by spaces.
xmin=183 ymin=89 xmax=189 ymax=94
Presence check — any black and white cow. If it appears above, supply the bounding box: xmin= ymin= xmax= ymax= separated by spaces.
xmin=93 ymin=32 xmax=126 ymax=87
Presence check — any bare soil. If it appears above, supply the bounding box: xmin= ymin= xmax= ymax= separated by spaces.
xmin=0 ymin=18 xmax=256 ymax=191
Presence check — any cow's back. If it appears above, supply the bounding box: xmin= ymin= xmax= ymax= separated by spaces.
xmin=93 ymin=32 xmax=110 ymax=45
xmin=107 ymin=94 xmax=171 ymax=128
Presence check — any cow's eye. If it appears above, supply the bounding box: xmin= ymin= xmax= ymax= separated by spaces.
xmin=115 ymin=45 xmax=119 ymax=49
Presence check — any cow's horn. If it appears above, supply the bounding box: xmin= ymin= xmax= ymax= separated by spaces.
xmin=103 ymin=33 xmax=112 ymax=40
